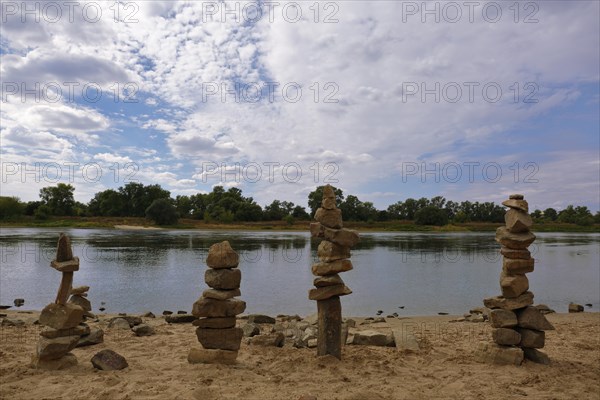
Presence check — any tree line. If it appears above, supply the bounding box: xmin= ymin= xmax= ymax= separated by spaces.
xmin=0 ymin=183 xmax=598 ymax=226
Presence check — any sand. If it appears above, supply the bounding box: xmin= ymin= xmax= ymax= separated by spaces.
xmin=0 ymin=311 xmax=598 ymax=400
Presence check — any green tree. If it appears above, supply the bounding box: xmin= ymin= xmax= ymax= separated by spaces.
xmin=88 ymin=189 xmax=125 ymax=216
xmin=0 ymin=196 xmax=24 ymax=219
xmin=39 ymin=183 xmax=75 ymax=216
xmin=145 ymin=198 xmax=178 ymax=225
xmin=414 ymin=206 xmax=448 ymax=226
xmin=175 ymin=195 xmax=193 ymax=218
xmin=543 ymin=208 xmax=558 ymax=221
xmin=308 ymin=186 xmax=344 ymax=216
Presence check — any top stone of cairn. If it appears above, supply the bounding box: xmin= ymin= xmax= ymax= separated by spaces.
xmin=509 ymin=194 xmax=524 ymax=200
xmin=55 ymin=233 xmax=73 ymax=262
xmin=206 ymin=241 xmax=239 ymax=269
xmin=321 ymin=185 xmax=337 ymax=210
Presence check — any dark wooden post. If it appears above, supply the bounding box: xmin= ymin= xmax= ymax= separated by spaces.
xmin=317 ymin=297 xmax=342 ymax=359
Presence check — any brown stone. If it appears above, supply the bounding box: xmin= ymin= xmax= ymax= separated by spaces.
xmin=310 ymin=222 xmax=323 ymax=238
xmin=523 ymin=348 xmax=551 ymax=365
xmin=489 ymin=309 xmax=518 ymax=328
xmin=195 ymin=327 xmax=243 ymax=350
xmin=31 ymin=352 xmax=77 ymax=370
xmin=55 ymin=233 xmax=73 ymax=262
xmin=40 ymin=324 xmax=90 ymax=339
xmin=314 ymin=274 xmax=344 ymax=287
xmin=309 ymin=284 xmax=352 ymax=301
xmin=495 ymin=227 xmax=536 ymax=249
xmin=475 ymin=342 xmax=523 ymax=366
xmin=205 ymin=268 xmax=241 ymax=290
xmin=503 ymin=258 xmax=535 ymax=275
xmin=39 ymin=303 xmax=84 ymax=330
xmin=500 ymin=247 xmax=531 ymax=259
xmin=502 ymin=199 xmax=529 ymax=213
xmin=202 ymin=288 xmax=241 ymax=300
xmin=484 ymin=291 xmax=534 ymax=310
xmin=509 ymin=194 xmax=524 ymax=200
xmin=517 ymin=306 xmax=555 ymax=331
xmin=500 ymin=272 xmax=529 ymax=298
xmin=518 ymin=328 xmax=545 ymax=348
xmin=568 ymin=302 xmax=584 ymax=313
xmin=322 ymin=197 xmax=337 ymax=210
xmin=505 ymin=209 xmax=533 ymax=233
xmin=193 ymin=317 xmax=237 ymax=329
xmin=323 ymin=227 xmax=359 ymax=247
xmin=249 ymin=332 xmax=285 ymax=347
xmin=323 ymin=184 xmax=336 ymax=199
xmin=187 ymin=347 xmax=238 ymax=365
xmin=492 ymin=328 xmax=521 ymax=345
xmin=317 ymin=241 xmax=351 ymax=262
xmin=192 ymin=298 xmax=246 ymax=318
xmin=36 ymin=335 xmax=80 ymax=360
xmin=314 ymin=208 xmax=343 ymax=229
xmin=50 ymin=258 xmax=80 ymax=272
xmin=91 ymin=349 xmax=128 ymax=370
xmin=206 ymin=241 xmax=239 ymax=269
xmin=70 ymin=286 xmax=89 ymax=295
xmin=68 ymin=294 xmax=91 ymax=312
xmin=311 ymin=260 xmax=353 ymax=276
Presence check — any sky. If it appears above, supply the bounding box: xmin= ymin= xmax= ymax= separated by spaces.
xmin=1 ymin=0 xmax=599 ymax=212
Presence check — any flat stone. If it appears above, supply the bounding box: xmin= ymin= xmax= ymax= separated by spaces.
xmin=500 ymin=272 xmax=529 ymax=298
xmin=309 ymin=285 xmax=352 ymax=301
xmin=109 ymin=315 xmax=142 ymax=327
xmin=202 ymin=288 xmax=241 ymax=300
xmin=206 ymin=241 xmax=239 ymax=269
xmin=314 ymin=274 xmax=344 ymax=287
xmin=31 ymin=352 xmax=77 ymax=370
xmin=205 ymin=268 xmax=241 ymax=290
xmin=192 ymin=298 xmax=246 ymax=318
xmin=248 ymin=314 xmax=276 ymax=324
xmin=36 ymin=335 xmax=80 ymax=360
xmin=41 ymin=324 xmax=90 ymax=338
xmin=500 ymin=247 xmax=531 ymax=260
xmin=165 ymin=314 xmax=195 ymax=323
xmin=317 ymin=241 xmax=350 ymax=262
xmin=39 ymin=303 xmax=84 ymax=330
xmin=314 ymin=208 xmax=343 ymax=229
xmin=108 ymin=318 xmax=131 ymax=330
xmin=50 ymin=258 xmax=80 ymax=272
xmin=91 ymin=349 xmax=128 ymax=370
xmin=68 ymin=295 xmax=91 ymax=312
xmin=517 ymin=307 xmax=555 ymax=330
xmin=352 ymin=330 xmax=394 ymax=347
xmin=502 ymin=199 xmax=529 ymax=213
xmin=492 ymin=328 xmax=521 ymax=345
xmin=196 ymin=327 xmax=243 ymax=350
xmin=517 ymin=328 xmax=545 ymax=348
xmin=475 ymin=342 xmax=524 ymax=366
xmin=70 ymin=286 xmax=89 ymax=295
xmin=132 ymin=323 xmax=155 ymax=336
xmin=310 ymin=223 xmax=359 ymax=247
xmin=495 ymin=227 xmax=536 ymax=250
xmin=535 ymin=304 xmax=556 ymax=315
xmin=509 ymin=194 xmax=524 ymax=200
xmin=490 ymin=309 xmax=518 ymax=328
xmin=76 ymin=327 xmax=104 ymax=347
xmin=193 ymin=317 xmax=237 ymax=329
xmin=484 ymin=292 xmax=534 ymax=310
xmin=523 ymin=348 xmax=551 ymax=365
xmin=187 ymin=347 xmax=237 ymax=365
xmin=312 ymin=260 xmax=353 ymax=276
xmin=1 ymin=318 xmax=25 ymax=327
xmin=391 ymin=328 xmax=420 ymax=353
xmin=55 ymin=233 xmax=73 ymax=262
xmin=249 ymin=332 xmax=285 ymax=347
xmin=568 ymin=302 xmax=584 ymax=313
xmin=503 ymin=258 xmax=535 ymax=275
xmin=505 ymin=209 xmax=533 ymax=233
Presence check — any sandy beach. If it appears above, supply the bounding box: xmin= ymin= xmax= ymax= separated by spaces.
xmin=0 ymin=310 xmax=598 ymax=400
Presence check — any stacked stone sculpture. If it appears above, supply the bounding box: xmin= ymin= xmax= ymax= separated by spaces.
xmin=189 ymin=241 xmax=246 ymax=364
xmin=32 ymin=234 xmax=86 ymax=370
xmin=309 ymin=185 xmax=359 ymax=359
xmin=482 ymin=194 xmax=554 ymax=365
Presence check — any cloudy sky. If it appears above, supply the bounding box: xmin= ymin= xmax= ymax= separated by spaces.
xmin=1 ymin=0 xmax=599 ymax=211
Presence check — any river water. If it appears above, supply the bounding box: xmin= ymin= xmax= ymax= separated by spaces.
xmin=0 ymin=228 xmax=598 ymax=316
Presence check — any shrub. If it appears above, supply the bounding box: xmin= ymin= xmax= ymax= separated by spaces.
xmin=415 ymin=206 xmax=448 ymax=226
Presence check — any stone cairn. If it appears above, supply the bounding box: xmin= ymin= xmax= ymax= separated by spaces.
xmin=32 ymin=233 xmax=86 ymax=370
xmin=481 ymin=194 xmax=554 ymax=365
xmin=309 ymin=184 xmax=359 ymax=359
xmin=189 ymin=241 xmax=246 ymax=365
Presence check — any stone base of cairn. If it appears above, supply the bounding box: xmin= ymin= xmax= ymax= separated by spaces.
xmin=32 ymin=234 xmax=86 ymax=370
xmin=309 ymin=185 xmax=359 ymax=359
xmin=189 ymin=241 xmax=246 ymax=365
xmin=480 ymin=194 xmax=554 ymax=366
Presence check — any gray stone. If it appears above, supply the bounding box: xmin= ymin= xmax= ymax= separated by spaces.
xmin=517 ymin=306 xmax=555 ymax=331
xmin=484 ymin=292 xmax=534 ymax=310
xmin=492 ymin=328 xmax=521 ymax=345
xmin=490 ymin=309 xmax=518 ymax=328
xmin=91 ymin=349 xmax=128 ymax=370
xmin=205 ymin=268 xmax=241 ymax=290
xmin=310 ymin=223 xmax=359 ymax=247
xmin=505 ymin=209 xmax=533 ymax=233
xmin=202 ymin=288 xmax=241 ymax=300
xmin=502 ymin=199 xmax=529 ymax=213
xmin=517 ymin=328 xmax=545 ymax=348
xmin=50 ymin=258 xmax=80 ymax=272
xmin=311 ymin=260 xmax=353 ymax=276
xmin=39 ymin=303 xmax=84 ymax=330
xmin=249 ymin=332 xmax=285 ymax=347
xmin=351 ymin=330 xmax=394 ymax=347
xmin=1 ymin=318 xmax=25 ymax=327
xmin=36 ymin=335 xmax=80 ymax=360
xmin=314 ymin=208 xmax=343 ymax=229
xmin=242 ymin=323 xmax=260 ymax=337
xmin=55 ymin=233 xmax=73 ymax=261
xmin=142 ymin=311 xmax=155 ymax=318
xmin=317 ymin=241 xmax=350 ymax=262
xmin=193 ymin=317 xmax=236 ymax=329
xmin=304 ymin=313 xmax=318 ymax=325
xmin=535 ymin=304 xmax=556 ymax=315
xmin=68 ymin=295 xmax=92 ymax=312
xmin=192 ymin=298 xmax=246 ymax=318
xmin=391 ymin=328 xmax=420 ymax=353
xmin=308 ymin=285 xmax=352 ymax=301
xmin=500 ymin=272 xmax=529 ymax=298
xmin=206 ymin=241 xmax=239 ymax=269
xmin=132 ymin=323 xmax=155 ymax=336
xmin=495 ymin=227 xmax=536 ymax=250
xmin=248 ymin=314 xmax=276 ymax=324
xmin=475 ymin=342 xmax=523 ymax=366
xmin=187 ymin=347 xmax=237 ymax=365
xmin=509 ymin=194 xmax=524 ymax=200
xmin=13 ymin=298 xmax=25 ymax=307
xmin=196 ymin=327 xmax=243 ymax=351
xmin=165 ymin=314 xmax=195 ymax=324
xmin=500 ymin=247 xmax=531 ymax=260
xmin=503 ymin=258 xmax=535 ymax=275
xmin=108 ymin=315 xmax=142 ymax=327
xmin=70 ymin=286 xmax=89 ymax=295
xmin=108 ymin=318 xmax=131 ymax=330
xmin=76 ymin=327 xmax=104 ymax=347
xmin=523 ymin=348 xmax=551 ymax=365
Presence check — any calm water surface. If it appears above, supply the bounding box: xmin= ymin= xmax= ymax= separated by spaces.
xmin=1 ymin=228 xmax=598 ymax=316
